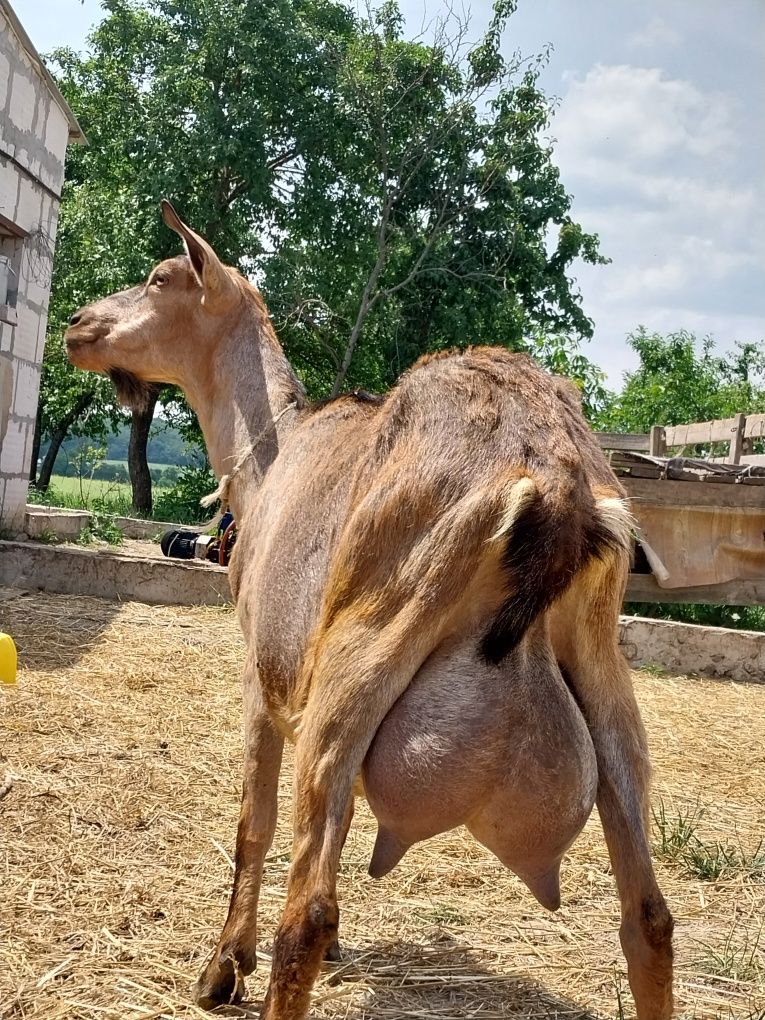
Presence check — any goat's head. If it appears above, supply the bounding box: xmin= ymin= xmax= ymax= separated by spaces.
xmin=66 ymin=201 xmax=244 ymax=411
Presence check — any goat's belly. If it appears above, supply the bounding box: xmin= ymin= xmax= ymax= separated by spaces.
xmin=362 ymin=638 xmax=597 ymax=910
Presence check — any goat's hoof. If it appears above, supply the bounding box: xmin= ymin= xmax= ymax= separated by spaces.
xmin=192 ymin=955 xmax=246 ymax=1011
xmin=324 ymin=938 xmax=343 ymax=963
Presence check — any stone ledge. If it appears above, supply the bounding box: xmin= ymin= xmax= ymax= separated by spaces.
xmin=25 ymin=506 xmax=90 ymax=539
xmin=2 ymin=538 xmax=763 ymax=682
xmin=0 ymin=304 xmax=18 ymax=326
xmin=24 ymin=504 xmax=211 ymax=541
xmin=0 ymin=539 xmax=231 ymax=606
xmin=619 ymin=615 xmax=764 ymax=685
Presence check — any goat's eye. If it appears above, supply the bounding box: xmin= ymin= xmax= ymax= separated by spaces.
xmin=152 ymin=273 xmax=168 ymax=288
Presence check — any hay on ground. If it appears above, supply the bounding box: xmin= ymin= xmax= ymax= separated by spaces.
xmin=1 ymin=591 xmax=763 ymax=1019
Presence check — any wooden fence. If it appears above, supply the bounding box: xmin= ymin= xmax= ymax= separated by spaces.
xmin=597 ymin=415 xmax=765 ymax=606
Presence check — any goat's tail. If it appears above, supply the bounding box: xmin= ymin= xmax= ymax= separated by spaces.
xmin=480 ymin=475 xmax=633 ymax=663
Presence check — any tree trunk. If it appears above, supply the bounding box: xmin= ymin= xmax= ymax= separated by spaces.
xmin=35 ymin=390 xmax=94 ymax=492
xmin=28 ymin=409 xmax=42 ymax=486
xmin=128 ymin=388 xmax=159 ymax=516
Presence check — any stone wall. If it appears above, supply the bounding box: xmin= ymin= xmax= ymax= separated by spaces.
xmin=0 ymin=2 xmax=73 ymax=531
xmin=619 ymin=615 xmax=765 ymax=685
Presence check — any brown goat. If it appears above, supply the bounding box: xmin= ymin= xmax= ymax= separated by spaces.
xmin=66 ymin=202 xmax=673 ymax=1019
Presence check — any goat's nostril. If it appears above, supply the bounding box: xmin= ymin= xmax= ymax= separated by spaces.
xmin=69 ymin=311 xmax=83 ymax=326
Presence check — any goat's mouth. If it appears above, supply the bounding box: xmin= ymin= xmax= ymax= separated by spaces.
xmin=65 ymin=329 xmax=103 ymax=367
xmin=64 ymin=322 xmax=104 ymax=346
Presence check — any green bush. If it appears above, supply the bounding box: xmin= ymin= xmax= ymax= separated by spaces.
xmin=153 ymin=466 xmax=218 ymax=523
xmin=625 ymin=602 xmax=765 ymax=632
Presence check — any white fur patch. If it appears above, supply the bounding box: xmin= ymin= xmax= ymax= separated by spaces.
xmin=595 ymin=496 xmax=634 ymax=551
xmin=488 ymin=476 xmax=537 ymax=543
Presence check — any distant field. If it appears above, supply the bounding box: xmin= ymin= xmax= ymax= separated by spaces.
xmin=45 ymin=475 xmax=133 ymax=502
xmin=102 ymin=460 xmax=175 ymax=471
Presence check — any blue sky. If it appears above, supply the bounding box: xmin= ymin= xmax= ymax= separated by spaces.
xmin=14 ymin=0 xmax=765 ymax=384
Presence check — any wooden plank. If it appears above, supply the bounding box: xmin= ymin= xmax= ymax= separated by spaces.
xmin=740 ymin=454 xmax=765 ymax=468
xmin=728 ymin=412 xmax=746 ymax=463
xmin=649 ymin=425 xmax=666 ymax=456
xmin=596 ymin=431 xmax=650 ymax=452
xmin=612 ymin=463 xmax=663 ymax=479
xmin=744 ymin=413 xmax=765 ymax=439
xmin=622 ymin=476 xmax=765 ymax=509
xmin=626 ymin=573 xmax=765 ymax=605
xmin=663 ymin=417 xmax=739 ymax=447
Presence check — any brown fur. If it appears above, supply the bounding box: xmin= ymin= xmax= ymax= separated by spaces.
xmin=65 ymin=201 xmax=673 ymax=1019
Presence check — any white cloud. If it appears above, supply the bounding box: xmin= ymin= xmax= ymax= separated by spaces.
xmin=547 ymin=62 xmax=765 ymax=380
xmin=629 ymin=16 xmax=681 ymax=50
xmin=554 ymin=64 xmax=737 ymax=164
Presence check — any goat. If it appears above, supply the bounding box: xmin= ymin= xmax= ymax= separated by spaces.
xmin=66 ymin=201 xmax=673 ymax=1019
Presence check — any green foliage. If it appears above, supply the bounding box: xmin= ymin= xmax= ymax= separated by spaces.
xmin=41 ymin=421 xmax=204 ymax=476
xmin=46 ymin=0 xmax=604 ymax=427
xmin=77 ymin=503 xmax=125 ymax=546
xmin=152 ymin=466 xmax=218 ymax=523
xmin=530 ymin=334 xmax=609 ymax=420
xmin=698 ymin=927 xmax=764 ymax=985
xmin=34 ymin=527 xmax=61 ymax=545
xmin=653 ymin=799 xmax=705 ymax=860
xmin=653 ymin=798 xmax=765 ymax=883
xmin=30 ymin=476 xmax=134 ymax=513
xmin=266 ymin=2 xmax=606 ymax=394
xmin=597 ymin=329 xmax=765 ymax=434
xmin=625 ymin=601 xmax=765 ymax=632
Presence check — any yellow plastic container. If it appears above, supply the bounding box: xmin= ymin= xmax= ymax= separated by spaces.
xmin=0 ymin=632 xmax=17 ymax=685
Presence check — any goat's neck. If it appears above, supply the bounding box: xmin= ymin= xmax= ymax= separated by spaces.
xmin=183 ymin=295 xmax=304 ymax=520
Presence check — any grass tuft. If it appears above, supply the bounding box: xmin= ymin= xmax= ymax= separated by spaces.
xmin=653 ymin=799 xmax=765 ymax=882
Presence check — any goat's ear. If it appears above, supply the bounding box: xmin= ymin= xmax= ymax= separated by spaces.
xmin=160 ymin=199 xmax=234 ymax=308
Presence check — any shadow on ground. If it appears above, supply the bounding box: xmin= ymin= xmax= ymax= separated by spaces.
xmin=0 ymin=588 xmax=122 ymax=670
xmin=214 ymin=939 xmax=604 ymax=1019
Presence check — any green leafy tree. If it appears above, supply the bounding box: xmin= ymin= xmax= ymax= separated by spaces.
xmin=266 ymin=1 xmax=607 ymax=395
xmin=598 ymin=329 xmax=765 ymax=433
xmin=44 ymin=0 xmax=607 ymax=512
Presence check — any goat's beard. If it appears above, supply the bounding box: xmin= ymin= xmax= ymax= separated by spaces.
xmin=108 ymin=369 xmax=158 ymax=413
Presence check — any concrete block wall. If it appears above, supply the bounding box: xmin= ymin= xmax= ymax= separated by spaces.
xmin=0 ymin=3 xmax=71 ymax=532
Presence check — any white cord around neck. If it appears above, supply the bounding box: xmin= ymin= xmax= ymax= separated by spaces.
xmin=200 ymin=401 xmax=298 ymax=512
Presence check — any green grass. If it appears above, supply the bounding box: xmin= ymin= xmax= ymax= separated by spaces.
xmin=653 ymin=799 xmax=765 ymax=882
xmin=42 ymin=474 xmax=133 ymax=503
xmin=697 ymin=925 xmax=764 ymax=984
xmin=30 ymin=475 xmax=135 ymax=517
xmin=30 ymin=466 xmax=216 ymax=525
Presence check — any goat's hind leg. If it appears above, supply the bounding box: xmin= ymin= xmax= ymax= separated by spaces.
xmin=551 ymin=561 xmax=673 ymax=1020
xmin=324 ymin=797 xmax=354 ymax=963
xmin=193 ymin=673 xmax=284 ymax=1009
xmin=261 ymin=626 xmax=422 ymax=1020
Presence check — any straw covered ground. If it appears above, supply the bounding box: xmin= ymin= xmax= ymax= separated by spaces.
xmin=1 ymin=591 xmax=763 ymax=1019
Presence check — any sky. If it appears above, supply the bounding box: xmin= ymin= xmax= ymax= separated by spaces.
xmin=13 ymin=0 xmax=765 ymax=385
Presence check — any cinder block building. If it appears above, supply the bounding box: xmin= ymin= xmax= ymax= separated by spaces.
xmin=0 ymin=0 xmax=84 ymax=532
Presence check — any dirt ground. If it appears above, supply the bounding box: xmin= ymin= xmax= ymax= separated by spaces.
xmin=1 ymin=591 xmax=763 ymax=1019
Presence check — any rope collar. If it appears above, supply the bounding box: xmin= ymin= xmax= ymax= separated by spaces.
xmin=201 ymin=401 xmax=298 ymax=514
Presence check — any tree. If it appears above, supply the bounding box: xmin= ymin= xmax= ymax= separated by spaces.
xmin=33 ymin=189 xmax=134 ymax=490
xmin=265 ymin=1 xmax=606 ymax=395
xmin=46 ymin=0 xmax=360 ymax=508
xmin=45 ymin=0 xmax=607 ymax=511
xmin=598 ymin=329 xmax=765 ymax=433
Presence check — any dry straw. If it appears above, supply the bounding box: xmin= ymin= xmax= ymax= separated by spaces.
xmin=1 ymin=591 xmax=763 ymax=1019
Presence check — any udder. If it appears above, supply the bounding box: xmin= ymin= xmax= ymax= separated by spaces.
xmin=362 ymin=628 xmax=597 ymax=910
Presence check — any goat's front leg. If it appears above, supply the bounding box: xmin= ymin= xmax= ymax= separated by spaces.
xmin=193 ymin=675 xmax=283 ymax=1009
xmin=552 ymin=570 xmax=673 ymax=1020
